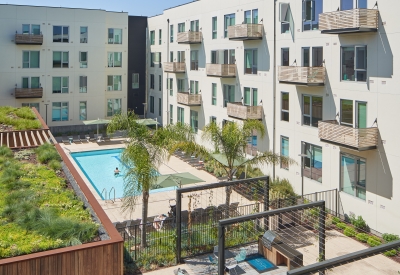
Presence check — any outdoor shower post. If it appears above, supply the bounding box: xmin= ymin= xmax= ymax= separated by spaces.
xmin=263 ymin=177 xmax=270 ymax=230
xmin=176 ymin=189 xmax=182 ymax=264
xmin=318 ymin=202 xmax=326 ymax=275
xmin=218 ymin=224 xmax=225 ymax=275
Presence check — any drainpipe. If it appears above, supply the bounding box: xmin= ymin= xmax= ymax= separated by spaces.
xmin=166 ymin=18 xmax=170 ymax=125
xmin=272 ymin=0 xmax=277 ymax=180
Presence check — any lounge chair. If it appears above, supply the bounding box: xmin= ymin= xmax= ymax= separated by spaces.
xmin=72 ymin=135 xmax=81 ymax=143
xmin=95 ymin=134 xmax=103 ymax=142
xmin=80 ymin=133 xmax=87 ymax=142
xmin=88 ymin=132 xmax=96 ymax=142
xmin=61 ymin=135 xmax=70 ymax=145
xmin=103 ymin=134 xmax=111 ymax=142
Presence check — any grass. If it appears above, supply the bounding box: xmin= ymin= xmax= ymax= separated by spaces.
xmin=0 ymin=145 xmax=98 ymax=259
xmin=0 ymin=106 xmax=41 ymax=130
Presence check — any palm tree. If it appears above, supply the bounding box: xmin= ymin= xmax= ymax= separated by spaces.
xmin=107 ymin=112 xmax=192 ymax=247
xmin=170 ymin=119 xmax=294 ymax=210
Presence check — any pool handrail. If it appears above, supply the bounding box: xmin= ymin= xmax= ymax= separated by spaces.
xmin=101 ymin=188 xmax=107 ymax=201
xmin=109 ymin=187 xmax=116 ymax=203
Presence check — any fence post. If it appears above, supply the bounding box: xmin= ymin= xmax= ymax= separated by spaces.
xmin=134 ymin=225 xmax=137 ymax=261
xmin=318 ymin=202 xmax=326 ymax=275
xmin=218 ymin=224 xmax=225 ymax=275
xmin=314 ymin=192 xmax=318 ymax=202
xmin=176 ymin=189 xmax=182 ymax=264
xmin=335 ymin=189 xmax=339 ymax=217
xmin=263 ymin=176 xmax=269 ymax=230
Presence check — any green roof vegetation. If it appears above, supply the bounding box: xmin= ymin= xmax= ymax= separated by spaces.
xmin=0 ymin=106 xmax=41 ymax=130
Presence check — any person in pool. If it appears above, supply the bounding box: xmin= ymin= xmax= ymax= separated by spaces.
xmin=114 ymin=167 xmax=120 ymax=176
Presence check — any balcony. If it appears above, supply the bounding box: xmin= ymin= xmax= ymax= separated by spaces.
xmin=177 ymin=92 xmax=202 ymax=106
xmin=206 ymin=64 xmax=236 ymax=78
xmin=177 ymin=31 xmax=202 ymax=44
xmin=15 ymin=34 xmax=43 ymax=45
xmin=278 ymin=66 xmax=325 ymax=86
xmin=227 ymin=103 xmax=263 ymax=120
xmin=319 ymin=9 xmax=379 ymax=34
xmin=318 ymin=120 xmax=378 ymax=151
xmin=164 ymin=62 xmax=185 ymax=73
xmin=228 ymin=24 xmax=263 ymax=40
xmin=15 ymin=88 xmax=43 ymax=98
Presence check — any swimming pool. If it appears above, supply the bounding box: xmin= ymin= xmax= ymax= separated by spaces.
xmin=71 ymin=149 xmax=173 ymax=200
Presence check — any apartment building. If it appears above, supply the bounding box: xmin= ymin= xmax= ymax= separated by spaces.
xmin=147 ymin=0 xmax=399 ymax=235
xmin=0 ymin=5 xmax=128 ymax=127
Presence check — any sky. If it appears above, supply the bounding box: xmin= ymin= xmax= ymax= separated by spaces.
xmin=0 ymin=0 xmax=192 ymax=16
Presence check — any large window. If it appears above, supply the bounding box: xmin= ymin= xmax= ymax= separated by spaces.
xmin=223 ymin=85 xmax=235 ymax=107
xmin=53 ymin=51 xmax=68 ymax=68
xmin=159 ymin=29 xmax=162 ymax=45
xmin=150 ymin=30 xmax=155 ymax=45
xmin=22 ymin=24 xmax=40 ymax=35
xmin=177 ymin=51 xmax=185 ymax=62
xmin=190 ymin=50 xmax=198 ymax=71
xmin=107 ymin=52 xmax=122 ymax=67
xmin=23 ymin=51 xmax=39 ymax=68
xmin=150 ymin=96 xmax=155 ymax=113
xmin=302 ymin=142 xmax=322 ymax=182
xmin=177 ymin=79 xmax=184 ymax=93
xmin=244 ymin=9 xmax=258 ymax=24
xmin=341 ymin=0 xmax=368 ymax=10
xmin=190 ymin=110 xmax=198 ymax=133
xmin=150 ymin=74 xmax=155 ymax=89
xmin=79 ymin=102 xmax=87 ymax=120
xmin=158 ymin=75 xmax=162 ymax=91
xmin=79 ymin=76 xmax=87 ymax=93
xmin=22 ymin=103 xmax=39 ymax=112
xmin=190 ymin=20 xmax=199 ymax=32
xmin=244 ymin=87 xmax=258 ymax=106
xmin=108 ymin=28 xmax=122 ymax=44
xmin=21 ymin=77 xmax=40 ymax=88
xmin=132 ymin=73 xmax=139 ymax=89
xmin=168 ymin=78 xmax=173 ymax=96
xmin=170 ymin=25 xmax=174 ymax=42
xmin=340 ymin=99 xmax=367 ymax=128
xmin=341 ymin=46 xmax=367 ymax=82
xmin=158 ymin=98 xmax=162 ymax=116
xmin=212 ymin=17 xmax=217 ymax=39
xmin=177 ymin=107 xmax=184 ymax=124
xmin=190 ymin=80 xmax=199 ymax=94
xmin=211 ymin=50 xmax=235 ymax=64
xmin=107 ymin=99 xmax=122 ymax=116
xmin=224 ymin=14 xmax=235 ymax=37
xmin=303 ymin=95 xmax=322 ymax=127
xmin=53 ymin=26 xmax=69 ymax=42
xmin=302 ymin=0 xmax=323 ymax=31
xmin=52 ymin=102 xmax=69 ymax=121
xmin=169 ymin=104 xmax=173 ymax=124
xmin=79 ymin=52 xmax=88 ymax=68
xmin=107 ymin=75 xmax=122 ymax=91
xmin=178 ymin=23 xmax=185 ymax=33
xmin=80 ymin=26 xmax=88 ymax=43
xmin=52 ymin=77 xmax=69 ymax=94
xmin=212 ymin=83 xmax=217 ymax=105
xmin=245 ymin=49 xmax=257 ymax=74
xmin=281 ymin=92 xmax=289 ymax=122
xmin=281 ymin=48 xmax=289 ymax=66
xmin=341 ymin=153 xmax=366 ymax=200
xmin=281 ymin=137 xmax=289 ymax=169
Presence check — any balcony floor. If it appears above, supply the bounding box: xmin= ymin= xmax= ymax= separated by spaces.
xmin=279 ymin=81 xmax=325 ymax=86
xmin=321 ymin=27 xmax=377 ymax=34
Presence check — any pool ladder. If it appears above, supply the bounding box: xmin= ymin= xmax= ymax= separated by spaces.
xmin=101 ymin=187 xmax=116 ymax=203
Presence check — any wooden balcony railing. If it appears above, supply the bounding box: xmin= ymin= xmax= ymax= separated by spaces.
xmin=206 ymin=64 xmax=236 ymax=78
xmin=177 ymin=31 xmax=202 ymax=44
xmin=177 ymin=92 xmax=202 ymax=106
xmin=319 ymin=9 xmax=379 ymax=34
xmin=228 ymin=24 xmax=263 ymax=40
xmin=318 ymin=120 xmax=378 ymax=151
xmin=227 ymin=103 xmax=263 ymax=120
xmin=15 ymin=34 xmax=43 ymax=45
xmin=278 ymin=66 xmax=325 ymax=86
xmin=163 ymin=62 xmax=185 ymax=73
xmin=15 ymin=88 xmax=43 ymax=98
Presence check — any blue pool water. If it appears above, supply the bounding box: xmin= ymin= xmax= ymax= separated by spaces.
xmin=246 ymin=254 xmax=276 ymax=272
xmin=71 ymin=149 xmax=172 ymax=200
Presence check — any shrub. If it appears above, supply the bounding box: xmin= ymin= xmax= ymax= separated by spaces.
xmin=356 ymin=233 xmax=370 ymax=243
xmin=36 ymin=144 xmax=61 ymax=164
xmin=382 ymin=233 xmax=400 ymax=243
xmin=332 ymin=216 xmax=341 ymax=225
xmin=367 ymin=236 xmax=382 ymax=247
xmin=349 ymin=214 xmax=368 ymax=231
xmin=270 ymin=177 xmax=296 ymax=198
xmin=383 ymin=249 xmax=398 ymax=257
xmin=0 ymin=146 xmax=13 ymax=157
xmin=344 ymin=226 xmax=356 ymax=237
xmin=336 ymin=222 xmax=347 ymax=230
xmin=49 ymin=159 xmax=62 ymax=171
xmin=14 ymin=107 xmax=37 ymax=120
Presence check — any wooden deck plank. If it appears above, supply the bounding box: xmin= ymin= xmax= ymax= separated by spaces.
xmin=25 ymin=131 xmax=31 ymax=147
xmin=0 ymin=132 xmax=3 ymax=147
xmin=35 ymin=130 xmax=44 ymax=145
xmin=19 ymin=132 xmax=24 ymax=147
xmin=31 ymin=131 xmax=38 ymax=146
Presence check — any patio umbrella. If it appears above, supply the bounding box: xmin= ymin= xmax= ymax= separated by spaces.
xmin=211 ymin=153 xmax=249 ymax=168
xmin=136 ymin=118 xmax=160 ymax=126
xmin=83 ymin=118 xmax=111 ymax=135
xmin=155 ymin=172 xmax=204 ymax=188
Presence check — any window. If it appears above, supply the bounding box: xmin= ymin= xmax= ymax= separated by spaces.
xmin=150 ymin=96 xmax=155 ymax=113
xmin=281 ymin=48 xmax=289 ymax=66
xmin=150 ymin=52 xmax=161 ymax=68
xmin=52 ymin=77 xmax=69 ymax=93
xmin=224 ymin=14 xmax=235 ymax=37
xmin=158 ymin=98 xmax=162 ymax=116
xmin=79 ymin=52 xmax=88 ymax=68
xmin=177 ymin=107 xmax=184 ymax=124
xmin=341 ymin=0 xmax=367 ymax=10
xmin=53 ymin=26 xmax=69 ymax=42
xmin=169 ymin=104 xmax=173 ymax=124
xmin=223 ymin=85 xmax=235 ymax=107
xmin=170 ymin=51 xmax=174 ymax=62
xmin=281 ymin=92 xmax=289 ymax=122
xmin=190 ymin=50 xmax=198 ymax=70
xmin=159 ymin=29 xmax=162 ymax=44
xmin=177 ymin=51 xmax=185 ymax=62
xmin=150 ymin=52 xmax=155 ymax=67
xmin=302 ymin=142 xmax=322 ymax=182
xmin=341 ymin=46 xmax=367 ymax=82
xmin=303 ymin=95 xmax=322 ymax=127
xmin=150 ymin=30 xmax=155 ymax=45
xmin=302 ymin=47 xmax=323 ymax=67
xmin=177 ymin=79 xmax=184 ymax=93
xmin=79 ymin=76 xmax=87 ymax=93
xmin=22 ymin=24 xmax=40 ymax=35
xmin=280 ymin=3 xmax=293 ymax=34
xmin=178 ymin=23 xmax=185 ymax=33
xmin=52 ymin=102 xmax=69 ymax=121
xmin=170 ymin=25 xmax=174 ymax=42
xmin=243 ymin=87 xmax=258 ymax=106
xmin=212 ymin=83 xmax=217 ymax=105
xmin=107 ymin=99 xmax=122 ymax=116
xmin=108 ymin=28 xmax=122 ymax=44
xmin=21 ymin=77 xmax=40 ymax=88
xmin=341 ymin=153 xmax=366 ymax=200
xmin=107 ymin=52 xmax=122 ymax=67
xmin=190 ymin=20 xmax=199 ymax=32
xmin=340 ymin=99 xmax=367 ymax=128
xmin=281 ymin=137 xmax=289 ymax=169
xmin=190 ymin=110 xmax=198 ymax=133
xmin=150 ymin=74 xmax=155 ymax=89
xmin=158 ymin=75 xmax=162 ymax=91
xmin=22 ymin=51 xmax=39 ymax=68
xmin=107 ymin=75 xmax=122 ymax=91
xmin=190 ymin=80 xmax=199 ymax=94
xmin=79 ymin=102 xmax=87 ymax=120
xmin=132 ymin=73 xmax=139 ymax=89
xmin=211 ymin=49 xmax=235 ymax=64
xmin=244 ymin=9 xmax=258 ymax=24
xmin=22 ymin=103 xmax=39 ymax=112
xmin=53 ymin=51 xmax=68 ymax=68
xmin=80 ymin=27 xmax=88 ymax=43
xmin=302 ymin=0 xmax=323 ymax=31
xmin=212 ymin=17 xmax=217 ymax=39
xmin=210 ymin=116 xmax=217 ymax=123
xmin=168 ymin=78 xmax=173 ymax=96
xmin=244 ymin=49 xmax=257 ymax=74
